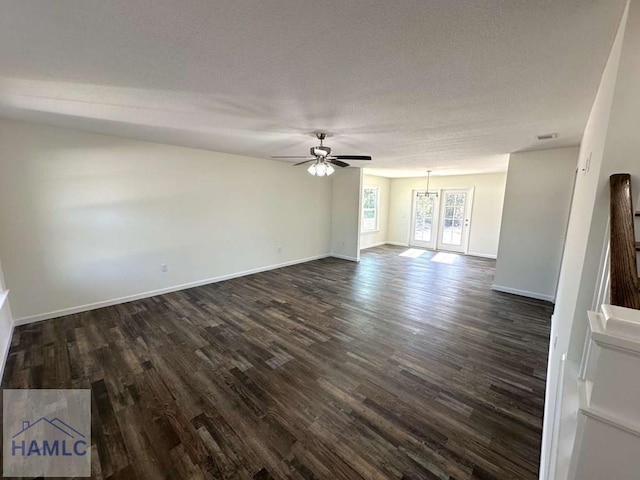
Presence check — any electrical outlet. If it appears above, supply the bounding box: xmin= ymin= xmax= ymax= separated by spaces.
xmin=160 ymin=264 xmax=168 ymax=273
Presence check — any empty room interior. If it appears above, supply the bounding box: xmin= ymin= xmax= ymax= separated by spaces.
xmin=2 ymin=1 xmax=640 ymax=479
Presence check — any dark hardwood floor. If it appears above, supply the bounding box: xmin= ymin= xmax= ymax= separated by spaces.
xmin=1 ymin=245 xmax=552 ymax=479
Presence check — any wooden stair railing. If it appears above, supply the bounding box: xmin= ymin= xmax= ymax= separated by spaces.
xmin=610 ymin=174 xmax=640 ymax=309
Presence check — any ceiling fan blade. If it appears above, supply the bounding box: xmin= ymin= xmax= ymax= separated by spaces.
xmin=293 ymin=159 xmax=316 ymax=166
xmin=270 ymin=156 xmax=315 ymax=159
xmin=328 ymin=159 xmax=350 ymax=168
xmin=333 ymin=155 xmax=372 ymax=161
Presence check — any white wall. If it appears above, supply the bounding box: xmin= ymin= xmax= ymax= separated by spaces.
xmin=387 ymin=173 xmax=507 ymax=257
xmin=558 ymin=0 xmax=640 ymax=360
xmin=493 ymin=147 xmax=578 ymax=303
xmin=331 ymin=168 xmax=362 ymax=261
xmin=541 ymin=2 xmax=632 ymax=478
xmin=571 ymin=0 xmax=640 ymax=357
xmin=0 ymin=119 xmax=333 ymax=322
xmin=561 ymin=3 xmax=640 ymax=474
xmin=360 ymin=174 xmax=390 ymax=249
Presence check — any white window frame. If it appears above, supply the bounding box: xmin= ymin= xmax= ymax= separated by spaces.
xmin=362 ymin=186 xmax=380 ymax=233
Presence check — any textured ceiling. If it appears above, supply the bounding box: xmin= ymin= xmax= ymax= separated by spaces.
xmin=0 ymin=0 xmax=626 ymax=175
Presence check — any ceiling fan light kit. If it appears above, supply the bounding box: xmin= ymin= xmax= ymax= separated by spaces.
xmin=308 ymin=161 xmax=335 ymax=177
xmin=271 ymin=133 xmax=372 ymax=177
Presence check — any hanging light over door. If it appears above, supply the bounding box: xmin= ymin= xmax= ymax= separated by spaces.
xmin=425 ymin=170 xmax=438 ymax=197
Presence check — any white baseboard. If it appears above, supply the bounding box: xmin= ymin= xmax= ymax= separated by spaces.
xmin=467 ymin=252 xmax=497 ymax=259
xmin=360 ymin=242 xmax=387 ymax=250
xmin=13 ymin=254 xmax=331 ymax=326
xmin=385 ymin=241 xmax=409 ymax=247
xmin=330 ymin=253 xmax=360 ymax=262
xmin=491 ymin=284 xmax=555 ymax=303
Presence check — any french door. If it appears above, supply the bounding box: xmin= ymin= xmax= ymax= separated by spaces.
xmin=437 ymin=189 xmax=472 ymax=253
xmin=410 ymin=190 xmax=439 ymax=249
xmin=410 ymin=188 xmax=473 ymax=253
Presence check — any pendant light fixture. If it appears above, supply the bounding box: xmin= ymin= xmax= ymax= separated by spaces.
xmin=425 ymin=170 xmax=438 ymax=197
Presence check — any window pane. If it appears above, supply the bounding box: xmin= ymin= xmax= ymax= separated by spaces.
xmin=446 ymin=195 xmax=456 ymax=207
xmin=445 ymin=207 xmax=454 ymax=219
xmin=362 ymin=187 xmax=379 ymax=232
xmin=413 ymin=191 xmax=435 ymax=243
xmin=363 ymin=188 xmax=378 ymax=209
xmin=364 ymin=196 xmax=374 ymax=209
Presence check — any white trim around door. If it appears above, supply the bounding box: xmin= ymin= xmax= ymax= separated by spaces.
xmin=436 ymin=187 xmax=474 ymax=254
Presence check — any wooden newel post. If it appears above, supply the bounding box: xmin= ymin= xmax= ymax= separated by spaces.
xmin=609 ymin=174 xmax=640 ymax=309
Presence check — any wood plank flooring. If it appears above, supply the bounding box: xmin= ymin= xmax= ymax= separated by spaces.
xmin=1 ymin=245 xmax=552 ymax=479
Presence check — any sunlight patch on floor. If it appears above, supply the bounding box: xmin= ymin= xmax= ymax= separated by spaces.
xmin=431 ymin=252 xmax=458 ymax=264
xmin=399 ymin=248 xmax=427 ymax=258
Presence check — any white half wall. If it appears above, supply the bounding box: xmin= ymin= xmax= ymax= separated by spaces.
xmin=387 ymin=172 xmax=507 ymax=257
xmin=360 ymin=174 xmax=390 ymax=249
xmin=331 ymin=168 xmax=363 ymax=261
xmin=0 ymin=119 xmax=333 ymax=322
xmin=493 ymin=147 xmax=578 ymax=303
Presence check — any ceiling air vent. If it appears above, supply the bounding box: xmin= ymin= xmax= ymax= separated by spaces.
xmin=536 ymin=133 xmax=558 ymax=141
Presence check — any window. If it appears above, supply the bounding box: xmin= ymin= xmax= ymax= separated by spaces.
xmin=362 ymin=186 xmax=379 ymax=232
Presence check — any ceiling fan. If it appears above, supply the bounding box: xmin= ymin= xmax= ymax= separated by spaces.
xmin=271 ymin=133 xmax=372 ymax=176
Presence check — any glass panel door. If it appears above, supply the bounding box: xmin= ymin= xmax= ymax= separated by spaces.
xmin=437 ymin=190 xmax=471 ymax=253
xmin=410 ymin=190 xmax=439 ymax=249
